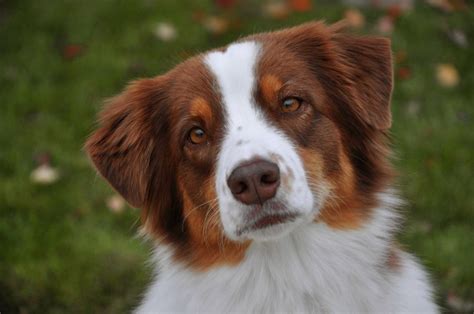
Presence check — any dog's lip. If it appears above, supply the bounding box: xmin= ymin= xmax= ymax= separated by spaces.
xmin=251 ymin=213 xmax=297 ymax=229
xmin=237 ymin=212 xmax=298 ymax=236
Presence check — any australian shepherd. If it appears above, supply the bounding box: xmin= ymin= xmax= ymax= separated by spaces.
xmin=85 ymin=21 xmax=437 ymax=313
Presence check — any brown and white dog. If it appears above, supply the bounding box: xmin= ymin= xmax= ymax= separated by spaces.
xmin=86 ymin=22 xmax=437 ymax=313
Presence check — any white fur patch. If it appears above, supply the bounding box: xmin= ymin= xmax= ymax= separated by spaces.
xmin=136 ymin=192 xmax=438 ymax=313
xmin=204 ymin=41 xmax=315 ymax=241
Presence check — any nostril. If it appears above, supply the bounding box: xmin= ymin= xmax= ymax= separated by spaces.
xmin=234 ymin=181 xmax=247 ymax=194
xmin=261 ymin=172 xmax=278 ymax=185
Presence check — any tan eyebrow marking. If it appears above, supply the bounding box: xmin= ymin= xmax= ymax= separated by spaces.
xmin=260 ymin=74 xmax=283 ymax=104
xmin=190 ymin=97 xmax=213 ymax=124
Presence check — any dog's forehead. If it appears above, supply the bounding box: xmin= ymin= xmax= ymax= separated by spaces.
xmin=203 ymin=41 xmax=261 ymax=123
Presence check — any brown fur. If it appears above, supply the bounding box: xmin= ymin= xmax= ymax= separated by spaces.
xmin=85 ymin=21 xmax=394 ymax=270
xmin=252 ymin=22 xmax=393 ymax=229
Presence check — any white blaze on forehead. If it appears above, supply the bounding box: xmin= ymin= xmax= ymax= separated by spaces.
xmin=205 ymin=41 xmax=261 ymax=129
xmin=205 ymin=41 xmax=274 ymax=179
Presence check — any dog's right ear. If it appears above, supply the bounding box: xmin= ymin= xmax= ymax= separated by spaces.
xmin=85 ymin=77 xmax=169 ymax=209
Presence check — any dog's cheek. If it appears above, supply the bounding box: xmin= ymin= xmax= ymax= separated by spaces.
xmin=295 ymin=116 xmax=366 ymax=229
xmin=317 ymin=148 xmax=370 ymax=230
xmin=297 ymin=147 xmax=326 ymax=194
xmin=180 ymin=171 xmax=222 ymax=246
xmin=296 ymin=116 xmax=341 ymax=199
xmin=178 ymin=168 xmax=251 ymax=270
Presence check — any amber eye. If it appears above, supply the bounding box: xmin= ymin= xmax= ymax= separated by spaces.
xmin=188 ymin=127 xmax=207 ymax=145
xmin=281 ymin=97 xmax=302 ymax=113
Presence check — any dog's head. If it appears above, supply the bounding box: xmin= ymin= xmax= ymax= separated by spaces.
xmin=86 ymin=22 xmax=393 ymax=268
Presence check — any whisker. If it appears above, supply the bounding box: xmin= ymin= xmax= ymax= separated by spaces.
xmin=181 ymin=197 xmax=218 ymax=231
xmin=202 ymin=201 xmax=219 ymax=246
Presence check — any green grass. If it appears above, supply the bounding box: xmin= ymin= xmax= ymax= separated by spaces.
xmin=0 ymin=0 xmax=473 ymax=312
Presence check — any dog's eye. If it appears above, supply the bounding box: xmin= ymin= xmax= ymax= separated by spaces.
xmin=188 ymin=127 xmax=207 ymax=145
xmin=281 ymin=97 xmax=302 ymax=113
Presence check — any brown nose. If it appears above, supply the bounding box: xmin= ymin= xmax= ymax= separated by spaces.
xmin=227 ymin=160 xmax=280 ymax=205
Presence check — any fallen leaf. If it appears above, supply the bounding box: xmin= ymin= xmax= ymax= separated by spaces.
xmin=397 ymin=66 xmax=411 ymax=80
xmin=30 ymin=164 xmax=60 ymax=185
xmin=62 ymin=44 xmax=85 ymax=60
xmin=203 ymin=16 xmax=229 ymax=35
xmin=262 ymin=1 xmax=290 ymax=20
xmin=406 ymin=100 xmax=420 ymax=116
xmin=342 ymin=0 xmax=413 ymax=9
xmin=288 ymin=0 xmax=312 ymax=12
xmin=192 ymin=10 xmax=206 ymax=22
xmin=153 ymin=22 xmax=177 ymax=42
xmin=436 ymin=63 xmax=459 ymax=87
xmin=395 ymin=50 xmax=408 ymax=64
xmin=375 ymin=16 xmax=394 ymax=34
xmin=446 ymin=28 xmax=468 ymax=48
xmin=424 ymin=157 xmax=436 ymax=168
xmin=426 ymin=0 xmax=453 ymax=11
xmin=386 ymin=4 xmax=403 ymax=19
xmin=447 ymin=292 xmax=474 ymax=312
xmin=215 ymin=0 xmax=237 ymax=9
xmin=344 ymin=9 xmax=365 ymax=29
xmin=426 ymin=0 xmax=467 ymax=12
xmin=106 ymin=194 xmax=126 ymax=214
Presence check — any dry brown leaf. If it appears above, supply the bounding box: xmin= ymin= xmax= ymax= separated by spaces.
xmin=375 ymin=16 xmax=394 ymax=34
xmin=262 ymin=2 xmax=291 ymax=20
xmin=397 ymin=67 xmax=411 ymax=80
xmin=395 ymin=50 xmax=408 ymax=64
xmin=426 ymin=0 xmax=454 ymax=12
xmin=192 ymin=10 xmax=206 ymax=23
xmin=386 ymin=4 xmax=403 ymax=19
xmin=106 ymin=194 xmax=126 ymax=214
xmin=426 ymin=0 xmax=467 ymax=12
xmin=344 ymin=9 xmax=365 ymax=29
xmin=436 ymin=63 xmax=459 ymax=87
xmin=342 ymin=0 xmax=413 ymax=9
xmin=215 ymin=0 xmax=237 ymax=9
xmin=62 ymin=44 xmax=85 ymax=60
xmin=288 ymin=0 xmax=312 ymax=12
xmin=203 ymin=16 xmax=229 ymax=35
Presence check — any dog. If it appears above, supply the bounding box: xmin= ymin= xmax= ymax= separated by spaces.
xmin=85 ymin=21 xmax=437 ymax=313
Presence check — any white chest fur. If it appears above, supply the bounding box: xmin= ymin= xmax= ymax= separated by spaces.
xmin=136 ymin=196 xmax=437 ymax=313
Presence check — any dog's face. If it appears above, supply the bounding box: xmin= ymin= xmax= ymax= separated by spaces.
xmin=86 ymin=22 xmax=393 ymax=267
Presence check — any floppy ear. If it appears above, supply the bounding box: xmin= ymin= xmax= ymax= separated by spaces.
xmin=85 ymin=77 xmax=169 ymax=208
xmin=333 ymin=33 xmax=393 ymax=130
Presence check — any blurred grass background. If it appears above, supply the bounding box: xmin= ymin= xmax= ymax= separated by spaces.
xmin=0 ymin=0 xmax=473 ymax=312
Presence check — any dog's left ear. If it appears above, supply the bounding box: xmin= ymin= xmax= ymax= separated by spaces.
xmin=269 ymin=22 xmax=393 ymax=130
xmin=333 ymin=33 xmax=393 ymax=130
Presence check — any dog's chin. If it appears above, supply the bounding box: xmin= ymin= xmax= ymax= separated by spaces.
xmin=237 ymin=215 xmax=305 ymax=241
xmin=229 ymin=206 xmax=318 ymax=242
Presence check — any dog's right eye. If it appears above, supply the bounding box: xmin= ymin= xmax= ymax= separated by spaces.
xmin=188 ymin=127 xmax=207 ymax=145
xmin=281 ymin=97 xmax=302 ymax=113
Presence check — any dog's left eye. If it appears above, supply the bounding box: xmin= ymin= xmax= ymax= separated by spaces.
xmin=188 ymin=127 xmax=207 ymax=145
xmin=281 ymin=97 xmax=302 ymax=113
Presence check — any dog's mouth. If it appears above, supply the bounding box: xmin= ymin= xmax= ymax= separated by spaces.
xmin=236 ymin=212 xmax=298 ymax=236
